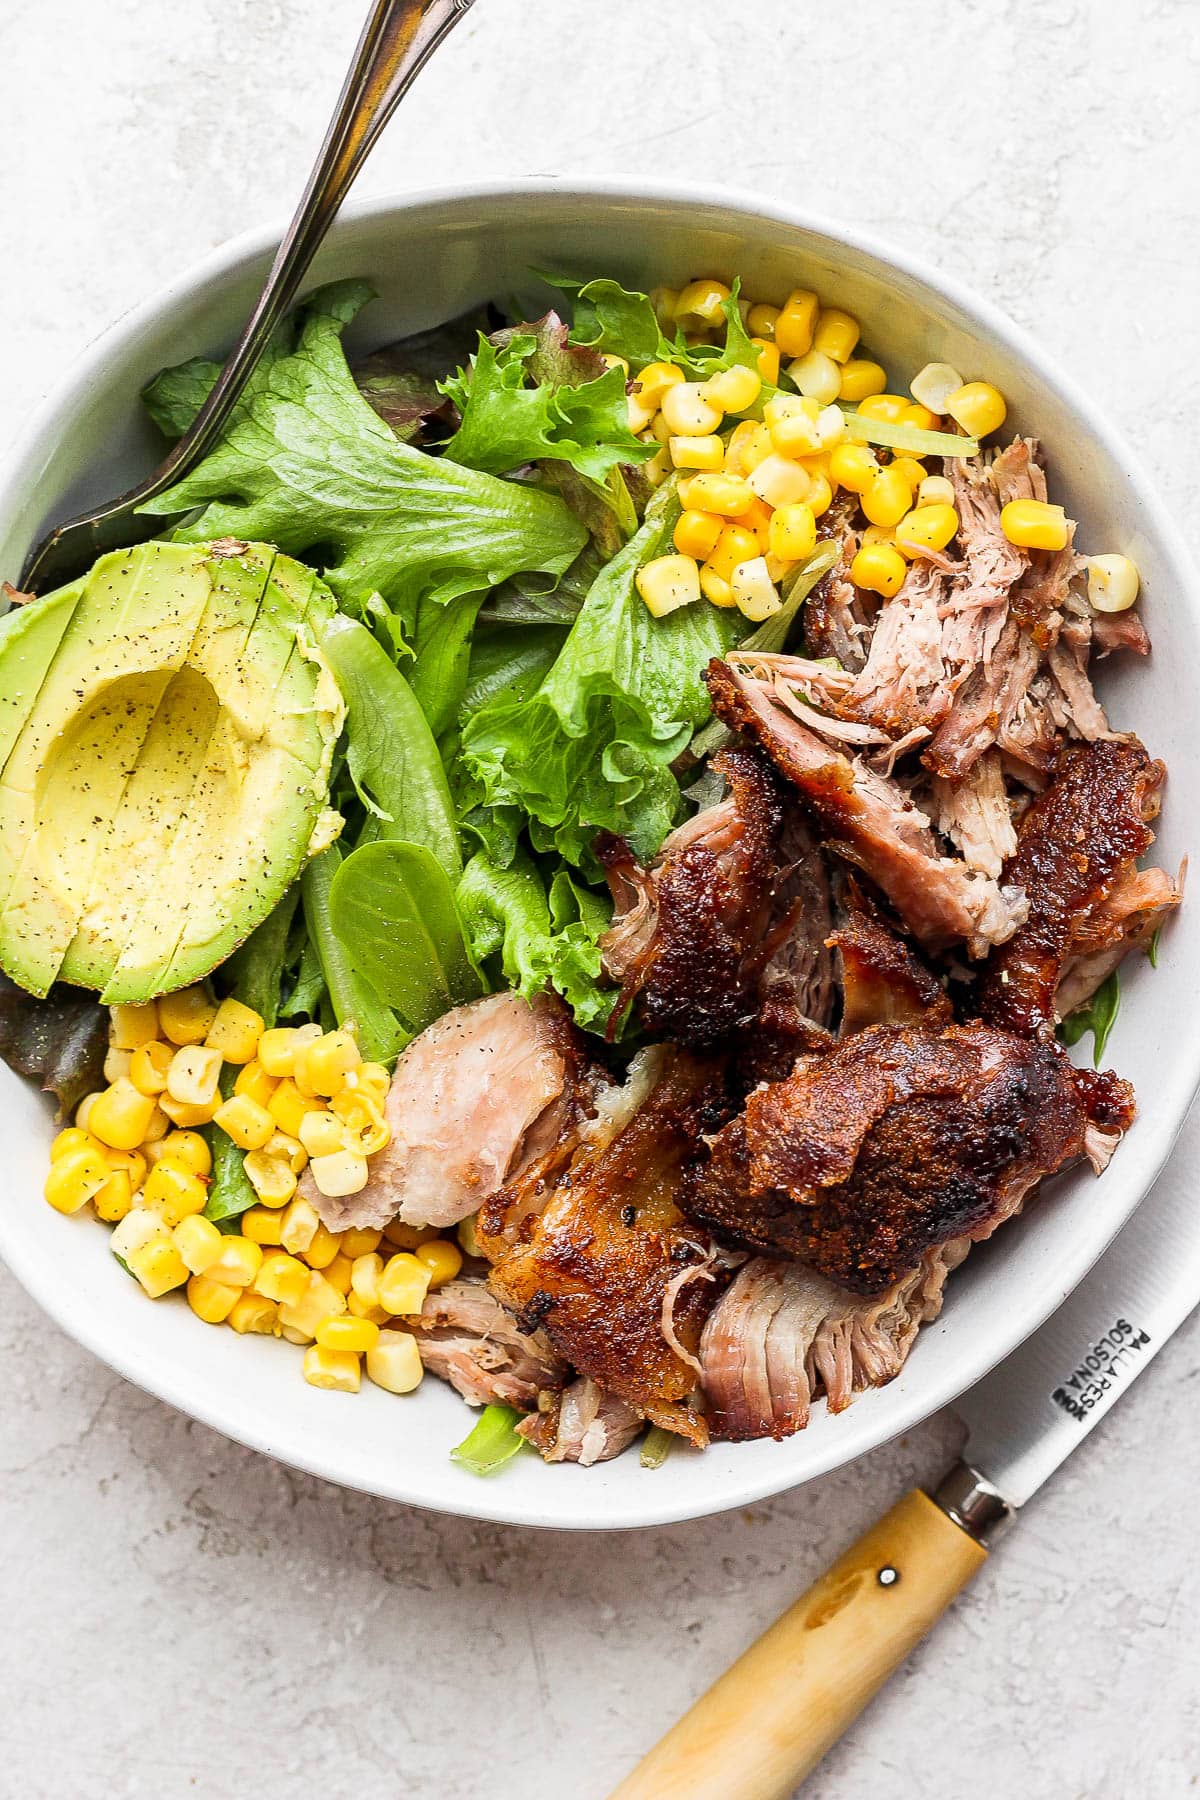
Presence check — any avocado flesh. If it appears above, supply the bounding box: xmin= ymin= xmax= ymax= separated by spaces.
xmin=0 ymin=540 xmax=343 ymax=1001
xmin=0 ymin=582 xmax=84 ymax=770
xmin=0 ymin=543 xmax=215 ymax=993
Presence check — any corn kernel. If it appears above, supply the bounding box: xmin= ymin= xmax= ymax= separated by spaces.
xmin=910 ymin=362 xmax=963 ymax=413
xmin=999 ymin=498 xmax=1069 ymax=550
xmin=109 ymin=1001 xmax=159 ymax=1051
xmin=308 ymin=1150 xmax=369 ymax=1202
xmin=677 ymin=473 xmax=755 ymax=518
xmin=860 ymin=524 xmax=900 ymax=552
xmin=415 ymin=1239 xmax=464 ymax=1290
xmin=672 ymin=509 xmax=725 ymax=562
xmin=634 ymin=554 xmax=702 ymax=619
xmin=158 ymin=1094 xmax=217 ymax=1129
xmin=297 ymin=1108 xmax=346 ymax=1159
xmin=187 ymin=1273 xmax=240 ymax=1323
xmin=768 ymin=502 xmax=818 ymax=563
xmin=668 ymin=435 xmax=725 ymax=472
xmin=862 ymin=466 xmax=914 ymax=528
xmin=857 ymin=393 xmax=909 ymax=424
xmin=724 ymin=421 xmax=773 ymax=478
xmin=895 ymin=504 xmax=960 ymax=554
xmin=110 ymin=1211 xmax=169 ymax=1271
xmin=902 ymin=403 xmax=941 ymax=431
xmin=302 ymin=1344 xmax=361 ymax=1392
xmin=838 ymin=359 xmax=887 ymax=404
xmin=324 ymin=1252 xmax=355 ymax=1297
xmin=851 ymin=542 xmax=908 ymax=598
xmin=254 ymin=1251 xmax=310 ymax=1307
xmin=233 ymin=1060 xmax=278 ymax=1108
xmin=746 ymin=455 xmax=807 ymax=511
xmin=351 ymin=1252 xmax=384 ymax=1307
xmin=648 ymin=411 xmax=673 ymax=446
xmin=378 ymin=1252 xmax=433 ymax=1317
xmin=303 ymin=1223 xmax=342 ymax=1270
xmin=141 ymin=1104 xmax=170 ymax=1143
xmin=746 ymin=302 xmax=779 ymax=340
xmin=338 ymin=1226 xmax=382 ymax=1260
xmin=457 ymin=1215 xmax=482 ymax=1260
xmin=164 ymin=1131 xmax=212 ymax=1178
xmin=166 ymin=1044 xmax=223 ymax=1109
xmin=51 ymin=1126 xmax=92 ymax=1162
xmin=264 ymin=1129 xmax=307 ymax=1174
xmin=89 ymin=1078 xmax=158 ymax=1152
xmin=279 ymin=1196 xmax=322 ymax=1255
xmin=890 ymin=456 xmax=927 ymax=494
xmin=280 ymin=1270 xmax=347 ymax=1338
xmin=257 ymin=1028 xmax=300 ymax=1077
xmin=774 ymin=288 xmax=820 ymax=358
xmin=674 ymin=278 xmax=731 ymax=331
xmin=701 ymin=364 xmax=762 ymax=415
xmin=204 ymin=1236 xmax=262 ymax=1289
xmin=348 ymin=1292 xmax=390 ymax=1323
xmin=103 ymin=1046 xmax=132 ymax=1084
xmin=267 ymin=1079 xmax=323 ymax=1138
xmin=242 ymin=1151 xmax=298 ymax=1207
xmin=785 ymin=348 xmax=839 ymax=406
xmin=316 ymin=1315 xmax=380 ymax=1353
xmin=1087 ymin=553 xmax=1140 ymax=614
xmin=298 ymin=1028 xmax=362 ymax=1099
xmin=241 ymin=1206 xmax=284 ymax=1246
xmin=128 ymin=1039 xmax=173 ymax=1096
xmin=749 ymin=338 xmax=781 ymax=384
xmin=649 ymin=286 xmax=678 ymax=328
xmin=228 ymin=1292 xmax=278 ymax=1335
xmin=204 ymin=997 xmax=264 ymax=1065
xmin=157 ymin=985 xmax=217 ymax=1046
xmin=127 ymin=1239 xmax=189 ymax=1298
xmin=44 ymin=1142 xmax=111 ymax=1215
xmin=918 ymin=474 xmax=956 ymax=508
xmin=829 ymin=442 xmax=879 ymax=494
xmin=765 ymin=391 xmax=819 ymax=446
xmin=946 ymin=381 xmax=1007 ymax=438
xmin=730 ymin=556 xmax=783 ymax=624
xmin=103 ymin=1146 xmax=147 ymax=1189
xmin=813 ymin=309 xmax=860 ymax=363
xmin=175 ymin=1214 xmax=224 ymax=1275
xmin=661 ymin=381 xmax=722 ymax=437
xmin=643 ymin=445 xmax=673 ymax=488
xmin=804 ymin=473 xmax=834 ymax=517
xmin=366 ymin=1330 xmax=424 ymax=1396
xmin=142 ymin=1158 xmax=208 ymax=1227
xmin=356 ymin=1064 xmax=390 ymax=1103
xmin=635 ymin=361 xmax=684 ymax=410
xmin=213 ymin=1093 xmax=275 ymax=1153
xmin=706 ymin=525 xmax=762 ymax=586
xmin=92 ymin=1169 xmax=133 ymax=1223
xmin=742 ymin=495 xmax=774 ymax=552
xmin=74 ymin=1091 xmax=102 ymax=1131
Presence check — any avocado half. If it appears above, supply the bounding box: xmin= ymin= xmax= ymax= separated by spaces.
xmin=0 ymin=539 xmax=345 ymax=1002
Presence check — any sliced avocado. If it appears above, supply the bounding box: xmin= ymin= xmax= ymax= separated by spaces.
xmin=0 ymin=582 xmax=84 ymax=769
xmin=0 ymin=539 xmax=344 ymax=1001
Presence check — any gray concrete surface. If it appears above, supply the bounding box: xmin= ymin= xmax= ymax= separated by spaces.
xmin=1 ymin=1 xmax=1198 ymax=1794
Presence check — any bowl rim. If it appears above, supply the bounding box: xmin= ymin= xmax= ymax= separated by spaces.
xmin=2 ymin=174 xmax=1198 ymax=1532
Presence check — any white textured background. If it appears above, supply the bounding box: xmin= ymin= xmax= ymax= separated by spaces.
xmin=2 ymin=1 xmax=1199 ymax=1795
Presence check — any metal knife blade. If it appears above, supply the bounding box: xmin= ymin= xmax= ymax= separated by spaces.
xmin=953 ymin=1097 xmax=1200 ymax=1509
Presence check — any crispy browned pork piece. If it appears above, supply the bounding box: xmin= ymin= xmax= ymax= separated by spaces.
xmin=698 ymin=1244 xmax=967 ymax=1441
xmin=830 ymin=877 xmax=953 ymax=1036
xmin=681 ymin=1022 xmax=1114 ymax=1296
xmin=405 ymin=1276 xmax=569 ymax=1410
xmin=302 ymin=991 xmax=598 ymax=1233
xmin=977 ymin=738 xmax=1178 ymax=1037
xmin=706 ymin=658 xmax=1025 ymax=957
xmin=596 ymin=747 xmax=784 ymax=1045
xmin=517 ymin=1376 xmax=643 ymax=1466
xmin=478 ymin=1047 xmax=733 ymax=1445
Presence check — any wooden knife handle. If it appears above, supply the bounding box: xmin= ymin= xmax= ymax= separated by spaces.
xmin=609 ymin=1489 xmax=987 ymax=1800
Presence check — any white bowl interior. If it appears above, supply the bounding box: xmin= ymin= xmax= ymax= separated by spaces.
xmin=1 ymin=182 xmax=1197 ymax=1530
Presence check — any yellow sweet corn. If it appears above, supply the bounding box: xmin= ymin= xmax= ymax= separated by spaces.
xmin=127 ymin=1238 xmax=189 ymax=1298
xmin=677 ymin=473 xmax=755 ymax=517
xmin=673 ymin=510 xmax=725 ymax=561
xmin=92 ymin=1169 xmax=133 ymax=1224
xmin=838 ymin=359 xmax=887 ymax=404
xmin=902 ymin=403 xmax=941 ymax=431
xmin=746 ymin=302 xmax=779 ymax=341
xmin=227 ymin=1293 xmax=278 ymax=1335
xmin=382 ymin=1217 xmax=439 ymax=1248
xmin=166 ymin=1044 xmax=223 ymax=1108
xmin=162 ymin=1131 xmax=211 ymax=1177
xmin=787 ymin=348 xmax=841 ymax=405
xmin=378 ymin=1252 xmax=432 ymax=1317
xmin=634 ymin=554 xmax=702 ymax=619
xmin=233 ymin=1060 xmax=278 ymax=1108
xmin=257 ymin=1027 xmax=304 ymax=1077
xmin=175 ymin=1214 xmax=224 ymax=1276
xmin=414 ymin=1239 xmax=464 ymax=1290
xmin=103 ymin=1047 xmax=132 ymax=1084
xmin=668 ymin=434 xmax=725 ymax=472
xmin=205 ymin=1236 xmax=262 ymax=1289
xmin=74 ymin=1092 xmax=102 ymax=1131
xmin=279 ymin=1270 xmax=347 ymax=1338
xmin=813 ymin=309 xmax=860 ymax=363
xmin=88 ymin=1078 xmax=159 ymax=1151
xmin=297 ymin=1109 xmax=346 ymax=1159
xmin=143 ymin=1104 xmax=171 ymax=1144
xmin=266 ymin=1079 xmax=323 ymax=1139
xmin=158 ymin=1094 xmax=218 ymax=1129
xmin=103 ymin=1146 xmax=147 ymax=1190
xmin=142 ymin=1158 xmax=208 ymax=1227
xmin=862 ymin=466 xmax=914 ymax=529
xmin=157 ymin=985 xmax=217 ymax=1047
xmin=649 ymin=286 xmax=678 ymax=329
xmin=324 ymin=1253 xmax=355 ymax=1297
xmin=724 ymin=420 xmax=773 ymax=478
xmin=730 ymin=556 xmax=782 ymax=623
xmin=768 ymin=502 xmax=818 ymax=563
xmin=918 ymin=474 xmax=956 ymax=508
xmin=804 ymin=472 xmax=834 ymax=517
xmin=701 ymin=364 xmax=762 ymax=415
xmin=44 ymin=1142 xmax=111 ymax=1215
xmin=750 ymin=338 xmax=781 ymax=384
xmin=303 ymin=1223 xmax=342 ymax=1270
xmin=279 ymin=1196 xmax=322 ymax=1255
xmin=643 ymin=446 xmax=673 ymax=488
xmin=128 ymin=1040 xmax=173 ymax=1096
xmin=241 ymin=1207 xmax=284 ymax=1246
xmin=895 ymin=504 xmax=960 ymax=554
xmin=747 ymin=454 xmax=809 ymax=510
xmin=340 ymin=1225 xmax=383 ymax=1259
xmin=213 ymin=1093 xmax=275 ymax=1153
xmin=674 ymin=278 xmax=731 ymax=331
xmin=1000 ymin=498 xmax=1070 ymax=551
xmin=705 ymin=524 xmax=762 ymax=586
xmin=857 ymin=393 xmax=910 ymax=424
xmin=111 ymin=1209 xmax=171 ymax=1265
xmin=829 ymin=442 xmax=878 ymax=494
xmin=774 ymin=288 xmax=820 ymax=359
xmin=635 ymin=361 xmax=684 ymax=408
xmin=108 ymin=1001 xmax=159 ymax=1051
xmin=298 ymin=1029 xmax=362 ymax=1098
xmin=204 ymin=997 xmax=264 ymax=1065
xmin=661 ymin=381 xmax=722 ymax=437
xmin=242 ymin=1151 xmax=297 ymax=1208
xmin=699 ymin=566 xmax=735 ymax=608
xmin=366 ymin=1330 xmax=424 ymax=1395
xmin=910 ymin=362 xmax=964 ymax=414
xmin=51 ymin=1126 xmax=92 ymax=1162
xmin=889 ymin=456 xmax=927 ymax=494
xmin=348 ymin=1293 xmax=390 ymax=1323
xmin=457 ymin=1215 xmax=482 ymax=1259
xmin=850 ymin=542 xmax=908 ymax=598
xmin=253 ymin=1251 xmax=311 ymax=1308
xmin=316 ymin=1315 xmax=380 ymax=1353
xmin=187 ymin=1274 xmax=240 ymax=1324
xmin=302 ymin=1344 xmax=361 ymax=1392
xmin=350 ymin=1252 xmax=385 ymax=1308
xmin=946 ymin=381 xmax=1007 ymax=438
xmin=1087 ymin=554 xmax=1140 ymax=613
xmin=308 ymin=1150 xmax=369 ymax=1201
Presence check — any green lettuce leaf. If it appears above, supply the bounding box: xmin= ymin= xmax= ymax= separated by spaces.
xmin=551 ymin=274 xmax=765 ymax=382
xmin=142 ymin=356 xmax=224 ymax=439
xmin=456 ymin=849 xmax=614 ymax=1031
xmin=0 ymin=974 xmax=107 ymax=1121
xmin=139 ymin=282 xmax=586 ymax=631
xmin=1057 ymin=968 xmax=1121 ymax=1068
xmin=460 ymin=487 xmax=745 ymax=865
xmin=442 ymin=330 xmax=654 ymax=485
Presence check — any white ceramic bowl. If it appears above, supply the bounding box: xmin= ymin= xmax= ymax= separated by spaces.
xmin=2 ymin=180 xmax=1197 ymax=1531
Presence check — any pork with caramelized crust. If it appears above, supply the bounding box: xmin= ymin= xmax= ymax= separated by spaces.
xmin=682 ymin=1022 xmax=1106 ymax=1296
xmin=479 ymin=1047 xmax=733 ymax=1444
xmin=977 ymin=738 xmax=1169 ymax=1038
xmin=829 ymin=878 xmax=953 ymax=1036
xmin=705 ymin=658 xmax=1026 ymax=957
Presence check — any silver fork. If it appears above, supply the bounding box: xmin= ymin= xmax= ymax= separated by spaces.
xmin=19 ymin=0 xmax=477 ymax=594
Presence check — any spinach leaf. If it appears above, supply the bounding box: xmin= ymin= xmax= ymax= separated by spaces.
xmin=1058 ymin=969 xmax=1121 ymax=1067
xmin=302 ymin=846 xmax=408 ymax=1064
xmin=411 ymin=591 xmax=485 ymax=741
xmin=329 ymin=841 xmax=482 ymax=1035
xmin=218 ymin=886 xmax=299 ymax=1028
xmin=204 ymin=1067 xmax=258 ymax=1227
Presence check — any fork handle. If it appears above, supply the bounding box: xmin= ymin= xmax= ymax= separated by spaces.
xmin=608 ymin=1488 xmax=988 ymax=1800
xmin=151 ymin=0 xmax=475 ymax=495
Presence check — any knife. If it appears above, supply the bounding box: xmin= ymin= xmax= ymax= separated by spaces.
xmin=610 ymin=1099 xmax=1200 ymax=1800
